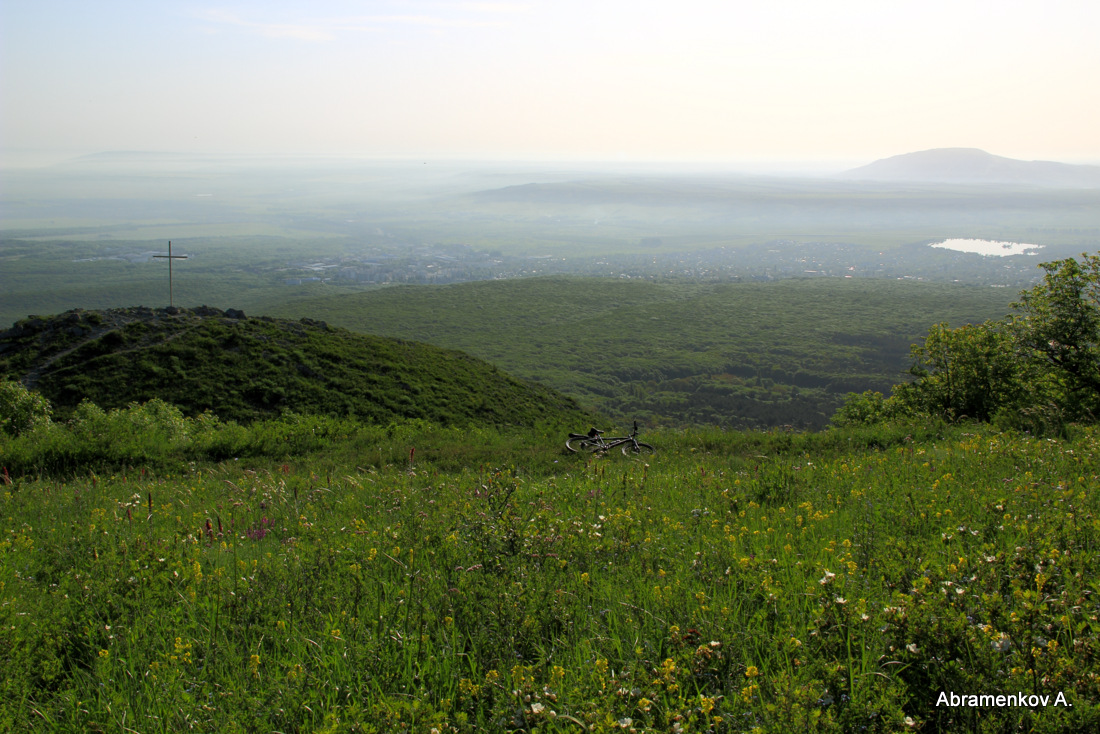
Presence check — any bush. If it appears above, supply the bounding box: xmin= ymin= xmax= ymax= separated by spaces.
xmin=831 ymin=390 xmax=899 ymax=427
xmin=0 ymin=379 xmax=52 ymax=437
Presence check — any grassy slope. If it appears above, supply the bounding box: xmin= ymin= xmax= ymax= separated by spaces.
xmin=264 ymin=277 xmax=1015 ymax=429
xmin=2 ymin=421 xmax=1097 ymax=732
xmin=0 ymin=307 xmax=591 ymax=428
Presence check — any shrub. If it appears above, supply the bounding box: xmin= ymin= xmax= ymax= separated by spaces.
xmin=831 ymin=390 xmax=899 ymax=427
xmin=0 ymin=379 xmax=52 ymax=437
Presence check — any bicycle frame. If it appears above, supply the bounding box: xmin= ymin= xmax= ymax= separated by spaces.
xmin=566 ymin=421 xmax=654 ymax=455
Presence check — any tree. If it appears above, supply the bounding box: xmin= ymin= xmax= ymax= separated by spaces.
xmin=1012 ymin=253 xmax=1100 ymax=420
xmin=895 ymin=320 xmax=1026 ymax=423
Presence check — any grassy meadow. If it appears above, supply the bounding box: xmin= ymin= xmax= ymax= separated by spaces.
xmin=3 ymin=417 xmax=1098 ymax=732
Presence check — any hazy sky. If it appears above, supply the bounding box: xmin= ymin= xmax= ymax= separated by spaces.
xmin=2 ymin=0 xmax=1098 ymax=168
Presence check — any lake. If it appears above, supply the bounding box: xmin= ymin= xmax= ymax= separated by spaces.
xmin=930 ymin=239 xmax=1043 ymax=257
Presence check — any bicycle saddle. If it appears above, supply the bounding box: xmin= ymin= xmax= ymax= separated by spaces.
xmin=568 ymin=427 xmax=604 ymax=439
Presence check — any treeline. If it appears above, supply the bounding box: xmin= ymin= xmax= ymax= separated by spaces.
xmin=835 ymin=252 xmax=1100 ymax=433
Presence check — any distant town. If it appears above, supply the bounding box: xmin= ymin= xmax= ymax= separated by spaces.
xmin=273 ymin=239 xmax=1064 ymax=289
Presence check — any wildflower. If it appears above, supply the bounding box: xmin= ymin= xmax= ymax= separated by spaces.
xmin=745 ymin=665 xmax=760 ymax=677
xmin=906 ymin=643 xmax=919 ymax=654
xmin=172 ymin=637 xmax=192 ymax=665
xmin=819 ymin=570 xmax=836 ymax=585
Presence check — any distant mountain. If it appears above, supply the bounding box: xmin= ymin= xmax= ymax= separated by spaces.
xmin=841 ymin=148 xmax=1100 ymax=187
xmin=0 ymin=307 xmax=592 ymax=426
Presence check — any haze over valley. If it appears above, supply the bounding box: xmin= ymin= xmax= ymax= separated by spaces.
xmin=4 ymin=147 xmax=1098 ymax=428
xmin=3 ymin=0 xmax=1099 ymax=426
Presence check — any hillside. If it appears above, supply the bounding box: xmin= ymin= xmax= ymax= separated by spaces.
xmin=842 ymin=148 xmax=1100 ymax=187
xmin=3 ymin=415 xmax=1098 ymax=732
xmin=262 ymin=277 xmax=1016 ymax=429
xmin=0 ymin=306 xmax=591 ymax=426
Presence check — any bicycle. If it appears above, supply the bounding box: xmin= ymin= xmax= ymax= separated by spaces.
xmin=565 ymin=421 xmax=655 ymax=456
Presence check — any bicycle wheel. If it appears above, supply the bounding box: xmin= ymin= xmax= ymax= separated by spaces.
xmin=622 ymin=441 xmax=655 ymax=456
xmin=566 ymin=437 xmax=603 ymax=453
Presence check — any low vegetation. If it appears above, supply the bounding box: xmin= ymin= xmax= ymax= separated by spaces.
xmin=2 ymin=401 xmax=1097 ymax=732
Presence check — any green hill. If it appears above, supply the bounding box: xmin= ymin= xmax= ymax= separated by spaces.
xmin=0 ymin=306 xmax=591 ymax=427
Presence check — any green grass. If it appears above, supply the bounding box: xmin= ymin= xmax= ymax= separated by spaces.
xmin=3 ymin=417 xmax=1098 ymax=732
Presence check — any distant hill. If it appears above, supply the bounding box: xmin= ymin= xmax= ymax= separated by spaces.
xmin=0 ymin=306 xmax=591 ymax=426
xmin=841 ymin=148 xmax=1100 ymax=187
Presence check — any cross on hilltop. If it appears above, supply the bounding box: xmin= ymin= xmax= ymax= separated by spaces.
xmin=153 ymin=241 xmax=188 ymax=307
